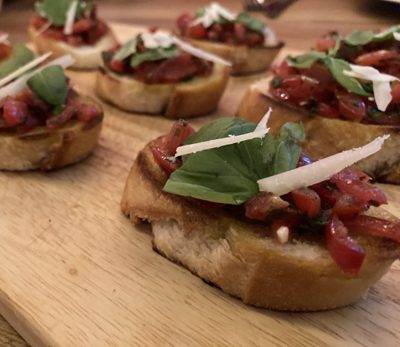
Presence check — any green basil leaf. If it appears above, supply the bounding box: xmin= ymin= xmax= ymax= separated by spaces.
xmin=163 ymin=118 xmax=304 ymax=205
xmin=195 ymin=7 xmax=206 ymax=17
xmin=35 ymin=0 xmax=86 ymax=26
xmin=130 ymin=46 xmax=181 ymax=67
xmin=113 ymin=38 xmax=138 ymax=61
xmin=236 ymin=12 xmax=264 ymax=33
xmin=27 ymin=65 xmax=68 ymax=106
xmin=323 ymin=57 xmax=370 ymax=97
xmin=373 ymin=25 xmax=400 ymax=42
xmin=0 ymin=44 xmax=35 ymax=80
xmin=287 ymin=51 xmax=326 ymax=69
xmin=344 ymin=30 xmax=375 ymax=46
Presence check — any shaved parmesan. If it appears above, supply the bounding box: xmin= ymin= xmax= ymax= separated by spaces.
xmin=276 ymin=226 xmax=289 ymax=244
xmin=256 ymin=108 xmax=272 ymax=129
xmin=175 ymin=127 xmax=269 ymax=157
xmin=192 ymin=2 xmax=236 ymax=28
xmin=141 ymin=31 xmax=174 ymax=49
xmin=0 ymin=54 xmax=75 ymax=100
xmin=257 ymin=135 xmax=389 ymax=196
xmin=263 ymin=26 xmax=278 ymax=47
xmin=172 ymin=36 xmax=232 ymax=66
xmin=394 ymin=32 xmax=400 ymax=41
xmin=343 ymin=64 xmax=399 ymax=111
xmin=0 ymin=52 xmax=52 ymax=88
xmin=0 ymin=33 xmax=9 ymax=45
xmin=64 ymin=0 xmax=79 ymax=35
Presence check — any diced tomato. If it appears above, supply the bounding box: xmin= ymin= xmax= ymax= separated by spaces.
xmin=73 ymin=19 xmax=94 ymax=34
xmin=344 ymin=215 xmax=400 ymax=243
xmin=332 ymin=194 xmax=367 ymax=220
xmin=150 ymin=144 xmax=180 ymax=177
xmin=303 ymin=63 xmax=334 ymax=88
xmin=391 ymin=83 xmax=400 ymax=104
xmin=318 ymin=102 xmax=340 ymax=118
xmin=355 ymin=50 xmax=397 ymax=67
xmin=315 ymin=35 xmax=337 ymax=52
xmin=272 ymin=61 xmax=297 ymax=78
xmin=0 ymin=43 xmax=11 ymax=60
xmin=291 ymin=188 xmax=321 ymax=218
xmin=46 ymin=102 xmax=78 ymax=129
xmin=186 ymin=24 xmax=207 ymax=39
xmin=325 ymin=215 xmax=365 ymax=275
xmin=277 ymin=75 xmax=316 ymax=103
xmin=331 ymin=168 xmax=387 ymax=206
xmin=311 ymin=182 xmax=341 ymax=207
xmin=161 ymin=120 xmax=195 ymax=156
xmin=245 ymin=192 xmax=289 ymax=221
xmin=176 ymin=13 xmax=193 ymax=33
xmin=337 ymin=94 xmax=366 ymax=121
xmin=110 ymin=59 xmax=126 ymax=74
xmin=76 ymin=103 xmax=101 ymax=122
xmin=234 ymin=23 xmax=247 ymax=44
xmin=2 ymin=98 xmax=29 ymax=126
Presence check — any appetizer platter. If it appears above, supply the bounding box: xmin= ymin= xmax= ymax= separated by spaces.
xmin=0 ymin=1 xmax=399 ymax=346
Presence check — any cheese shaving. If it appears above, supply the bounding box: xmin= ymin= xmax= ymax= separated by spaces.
xmin=0 ymin=54 xmax=75 ymax=100
xmin=256 ymin=108 xmax=272 ymax=129
xmin=263 ymin=26 xmax=278 ymax=47
xmin=141 ymin=31 xmax=174 ymax=49
xmin=0 ymin=33 xmax=9 ymax=45
xmin=257 ymin=135 xmax=389 ymax=196
xmin=343 ymin=64 xmax=399 ymax=111
xmin=172 ymin=36 xmax=232 ymax=66
xmin=175 ymin=127 xmax=270 ymax=157
xmin=64 ymin=0 xmax=79 ymax=35
xmin=276 ymin=226 xmax=289 ymax=244
xmin=394 ymin=32 xmax=400 ymax=41
xmin=0 ymin=52 xmax=52 ymax=88
xmin=192 ymin=2 xmax=236 ymax=28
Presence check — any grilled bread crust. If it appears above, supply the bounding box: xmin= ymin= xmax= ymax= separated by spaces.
xmin=237 ymin=76 xmax=400 ymax=183
xmin=121 ymin=142 xmax=400 ymax=311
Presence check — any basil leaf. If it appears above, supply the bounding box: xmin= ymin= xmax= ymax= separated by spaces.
xmin=113 ymin=38 xmax=138 ymax=61
xmin=287 ymin=51 xmax=326 ymax=69
xmin=344 ymin=30 xmax=375 ymax=46
xmin=323 ymin=57 xmax=370 ymax=97
xmin=27 ymin=66 xmax=68 ymax=106
xmin=236 ymin=12 xmax=264 ymax=33
xmin=0 ymin=44 xmax=35 ymax=79
xmin=35 ymin=0 xmax=86 ymax=26
xmin=373 ymin=24 xmax=400 ymax=42
xmin=130 ymin=46 xmax=181 ymax=67
xmin=164 ymin=118 xmax=304 ymax=205
xmin=195 ymin=7 xmax=206 ymax=17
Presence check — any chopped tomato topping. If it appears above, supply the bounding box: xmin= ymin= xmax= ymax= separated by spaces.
xmin=186 ymin=24 xmax=207 ymax=39
xmin=245 ymin=192 xmax=289 ymax=221
xmin=332 ymin=194 xmax=367 ymax=220
xmin=2 ymin=98 xmax=29 ymax=127
xmin=355 ymin=50 xmax=397 ymax=67
xmin=0 ymin=43 xmax=11 ymax=60
xmin=337 ymin=94 xmax=366 ymax=122
xmin=315 ymin=35 xmax=337 ymax=52
xmin=325 ymin=215 xmax=365 ymax=275
xmin=291 ymin=188 xmax=321 ymax=218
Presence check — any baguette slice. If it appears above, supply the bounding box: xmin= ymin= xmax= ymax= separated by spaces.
xmin=28 ymin=24 xmax=118 ymax=70
xmin=121 ymin=141 xmax=400 ymax=311
xmin=180 ymin=37 xmax=283 ymax=75
xmin=237 ymin=76 xmax=400 ymax=183
xmin=95 ymin=63 xmax=230 ymax=118
xmin=0 ymin=96 xmax=103 ymax=171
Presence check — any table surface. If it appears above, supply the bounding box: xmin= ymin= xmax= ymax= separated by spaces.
xmin=0 ymin=0 xmax=399 ymax=346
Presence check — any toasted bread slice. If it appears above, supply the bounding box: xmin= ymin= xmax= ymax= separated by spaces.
xmin=0 ymin=97 xmax=103 ymax=171
xmin=180 ymin=37 xmax=283 ymax=75
xmin=237 ymin=77 xmax=400 ymax=183
xmin=95 ymin=63 xmax=231 ymax=118
xmin=121 ymin=142 xmax=400 ymax=311
xmin=28 ymin=25 xmax=118 ymax=70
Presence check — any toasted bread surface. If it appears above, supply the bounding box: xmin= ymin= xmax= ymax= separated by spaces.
xmin=28 ymin=25 xmax=118 ymax=70
xmin=0 ymin=97 xmax=103 ymax=171
xmin=121 ymin=142 xmax=400 ymax=311
xmin=95 ymin=63 xmax=230 ymax=118
xmin=237 ymin=77 xmax=400 ymax=183
xmin=181 ymin=38 xmax=283 ymax=75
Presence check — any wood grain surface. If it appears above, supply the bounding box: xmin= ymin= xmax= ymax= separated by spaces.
xmin=0 ymin=0 xmax=399 ymax=346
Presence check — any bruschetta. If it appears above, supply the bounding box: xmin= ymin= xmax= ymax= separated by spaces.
xmin=0 ymin=49 xmax=103 ymax=171
xmin=237 ymin=46 xmax=400 ymax=183
xmin=176 ymin=2 xmax=283 ymax=75
xmin=96 ymin=30 xmax=231 ymax=118
xmin=121 ymin=115 xmax=400 ymax=311
xmin=28 ymin=0 xmax=118 ymax=69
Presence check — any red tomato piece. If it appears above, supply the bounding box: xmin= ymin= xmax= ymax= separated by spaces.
xmin=280 ymin=75 xmax=316 ymax=103
xmin=150 ymin=144 xmax=180 ymax=177
xmin=325 ymin=215 xmax=365 ymax=275
xmin=391 ymin=83 xmax=400 ymax=104
xmin=110 ymin=59 xmax=126 ymax=73
xmin=273 ymin=61 xmax=297 ymax=78
xmin=186 ymin=24 xmax=207 ymax=39
xmin=355 ymin=50 xmax=397 ymax=67
xmin=344 ymin=215 xmax=400 ymax=243
xmin=2 ymin=98 xmax=29 ymax=127
xmin=161 ymin=120 xmax=196 ymax=156
xmin=245 ymin=192 xmax=289 ymax=221
xmin=332 ymin=194 xmax=367 ymax=220
xmin=176 ymin=13 xmax=193 ymax=33
xmin=291 ymin=188 xmax=321 ymax=218
xmin=77 ymin=103 xmax=101 ymax=122
xmin=318 ymin=102 xmax=340 ymax=118
xmin=337 ymin=94 xmax=367 ymax=121
xmin=72 ymin=19 xmax=94 ymax=34
xmin=315 ymin=35 xmax=337 ymax=52
xmin=311 ymin=182 xmax=341 ymax=207
xmin=0 ymin=43 xmax=11 ymax=60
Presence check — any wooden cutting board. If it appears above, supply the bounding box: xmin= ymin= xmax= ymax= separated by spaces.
xmin=0 ymin=23 xmax=399 ymax=347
